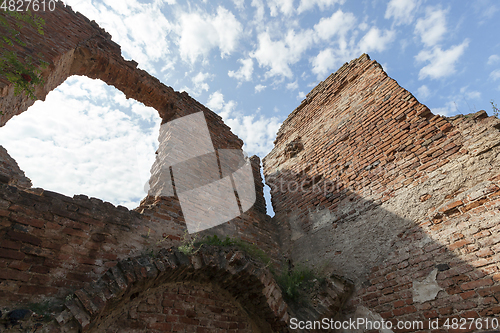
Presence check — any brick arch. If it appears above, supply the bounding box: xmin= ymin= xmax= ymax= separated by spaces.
xmin=54 ymin=245 xmax=290 ymax=333
xmin=0 ymin=0 xmax=178 ymax=123
xmin=0 ymin=1 xmax=242 ymax=150
xmin=0 ymin=4 xmax=283 ymax=317
xmin=99 ymin=281 xmax=263 ymax=332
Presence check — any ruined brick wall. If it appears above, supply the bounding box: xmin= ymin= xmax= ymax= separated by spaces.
xmin=0 ymin=3 xmax=284 ymax=331
xmin=263 ymin=54 xmax=500 ymax=330
xmin=5 ymin=1 xmax=500 ymax=330
xmin=137 ymin=155 xmax=280 ymax=262
xmin=0 ymin=2 xmax=280 ymax=256
xmin=0 ymin=236 xmax=292 ymax=332
xmin=0 ymin=1 xmax=239 ymax=148
xmin=0 ymin=146 xmax=32 ymax=190
xmin=54 ymin=245 xmax=291 ymax=333
xmin=0 ymin=2 xmax=115 ymax=124
xmin=348 ymin=174 xmax=500 ymax=328
xmin=0 ymin=182 xmax=184 ymax=304
xmin=100 ymin=282 xmax=257 ymax=333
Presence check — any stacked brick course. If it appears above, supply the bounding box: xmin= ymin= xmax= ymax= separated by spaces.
xmin=0 ymin=3 xmax=286 ymax=332
xmin=0 ymin=182 xmax=180 ymax=303
xmin=53 ymin=245 xmax=290 ymax=333
xmin=0 ymin=2 xmax=279 ymax=255
xmin=104 ymin=282 xmax=256 ymax=333
xmin=2 ymin=3 xmax=500 ymax=332
xmin=349 ymin=174 xmax=500 ymax=331
xmin=0 ymin=146 xmax=32 ymax=189
xmin=263 ymin=54 xmax=500 ymax=331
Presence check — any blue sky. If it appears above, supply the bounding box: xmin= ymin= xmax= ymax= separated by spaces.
xmin=0 ymin=0 xmax=499 ymax=213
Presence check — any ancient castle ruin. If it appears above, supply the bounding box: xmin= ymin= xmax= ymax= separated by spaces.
xmin=1 ymin=2 xmax=500 ymax=332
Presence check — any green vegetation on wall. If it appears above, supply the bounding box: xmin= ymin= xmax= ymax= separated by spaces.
xmin=177 ymin=234 xmax=321 ymax=304
xmin=0 ymin=10 xmax=48 ymax=102
xmin=491 ymin=100 xmax=499 ymax=117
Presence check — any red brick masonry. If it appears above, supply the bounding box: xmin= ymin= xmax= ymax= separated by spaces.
xmin=2 ymin=3 xmax=500 ymax=333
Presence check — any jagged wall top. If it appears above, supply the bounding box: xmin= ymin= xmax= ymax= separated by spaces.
xmin=263 ymin=48 xmax=500 ymax=329
xmin=273 ymin=54 xmax=377 ymax=146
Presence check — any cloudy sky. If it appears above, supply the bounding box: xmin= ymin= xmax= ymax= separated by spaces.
xmin=0 ymin=0 xmax=499 ymax=213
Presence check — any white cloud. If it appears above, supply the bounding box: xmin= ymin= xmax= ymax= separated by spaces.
xmin=460 ymin=86 xmax=481 ymax=100
xmin=0 ymin=76 xmax=159 ymax=209
xmin=206 ymin=91 xmax=225 ymax=111
xmin=252 ymin=29 xmax=314 ymax=79
xmin=251 ymin=0 xmax=266 ymax=23
xmin=432 ymin=101 xmax=457 ymax=117
xmin=488 ymin=54 xmax=500 ymax=65
xmin=417 ymin=85 xmax=430 ymax=99
xmin=490 ymin=69 xmax=500 ymax=81
xmin=358 ymin=27 xmax=395 ymax=53
xmin=416 ymin=40 xmax=469 ymax=80
xmin=297 ymin=0 xmax=345 ymax=13
xmin=225 ymin=115 xmax=281 ymax=156
xmin=255 ymin=84 xmax=267 ymax=92
xmin=314 ymin=10 xmax=356 ymax=41
xmin=228 ymin=58 xmax=254 ymax=82
xmin=101 ymin=0 xmax=141 ymax=15
xmin=472 ymin=0 xmax=499 ymax=22
xmin=177 ymin=12 xmax=215 ymax=64
xmin=205 ymin=91 xmax=281 ymax=156
xmin=101 ymin=0 xmax=176 ymax=13
xmin=268 ymin=0 xmax=295 ymax=16
xmin=285 ymin=29 xmax=316 ymax=58
xmin=307 ymin=12 xmax=366 ymax=79
xmin=206 ymin=91 xmax=237 ymax=119
xmin=252 ymin=32 xmax=294 ymax=78
xmin=63 ymin=0 xmax=173 ymax=73
xmin=130 ymin=100 xmax=159 ymax=122
xmin=186 ymin=72 xmax=212 ymax=96
xmin=122 ymin=10 xmax=172 ymax=59
xmin=311 ymin=48 xmax=337 ymax=78
xmin=385 ymin=0 xmax=418 ymax=25
xmin=414 ymin=7 xmax=448 ymax=47
xmin=232 ymin=0 xmax=245 ymax=10
xmin=212 ymin=7 xmax=244 ymax=56
xmin=297 ymin=91 xmax=306 ymax=100
xmin=359 ymin=22 xmax=369 ymax=31
xmin=177 ymin=6 xmax=243 ymax=64
xmin=286 ymin=81 xmax=299 ymax=90
xmin=465 ymin=91 xmax=481 ymax=99
xmin=466 ymin=91 xmax=481 ymax=99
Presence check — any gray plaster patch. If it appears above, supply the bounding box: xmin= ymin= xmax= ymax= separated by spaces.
xmin=412 ymin=269 xmax=443 ymax=303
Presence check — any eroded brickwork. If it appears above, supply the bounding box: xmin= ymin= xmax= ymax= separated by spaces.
xmin=0 ymin=3 xmax=284 ymax=332
xmin=0 ymin=146 xmax=32 ymax=190
xmin=0 ymin=182 xmax=184 ymax=304
xmin=0 ymin=2 xmax=280 ymax=255
xmin=54 ymin=245 xmax=291 ymax=333
xmin=102 ymin=282 xmax=255 ymax=333
xmin=0 ymin=1 xmax=242 ymax=151
xmin=2 ymin=3 xmax=500 ymax=332
xmin=348 ymin=174 xmax=500 ymax=329
xmin=263 ymin=54 xmax=500 ymax=331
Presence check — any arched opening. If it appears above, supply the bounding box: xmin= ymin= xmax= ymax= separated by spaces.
xmin=55 ymin=246 xmax=290 ymax=333
xmin=99 ymin=281 xmax=259 ymax=333
xmin=0 ymin=75 xmax=160 ymax=208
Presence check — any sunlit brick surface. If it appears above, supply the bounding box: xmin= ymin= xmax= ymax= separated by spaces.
xmin=264 ymin=54 xmax=500 ymax=331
